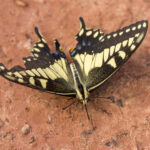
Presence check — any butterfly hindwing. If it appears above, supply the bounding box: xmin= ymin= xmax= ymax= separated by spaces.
xmin=0 ymin=28 xmax=76 ymax=95
xmin=70 ymin=18 xmax=148 ymax=91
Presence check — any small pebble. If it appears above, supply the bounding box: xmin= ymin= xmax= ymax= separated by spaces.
xmin=21 ymin=124 xmax=31 ymax=135
xmin=29 ymin=136 xmax=35 ymax=143
xmin=14 ymin=0 xmax=28 ymax=7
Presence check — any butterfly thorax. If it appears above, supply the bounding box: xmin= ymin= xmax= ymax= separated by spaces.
xmin=70 ymin=63 xmax=89 ymax=104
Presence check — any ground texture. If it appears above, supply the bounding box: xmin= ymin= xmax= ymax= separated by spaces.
xmin=0 ymin=0 xmax=150 ymax=150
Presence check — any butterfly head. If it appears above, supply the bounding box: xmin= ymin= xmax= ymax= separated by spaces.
xmin=80 ymin=98 xmax=88 ymax=105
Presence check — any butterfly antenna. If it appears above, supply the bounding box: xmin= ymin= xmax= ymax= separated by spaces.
xmin=93 ymin=96 xmax=115 ymax=103
xmin=34 ymin=26 xmax=42 ymax=39
xmin=79 ymin=17 xmax=85 ymax=29
xmin=85 ymin=104 xmax=90 ymax=120
xmin=62 ymin=101 xmax=76 ymax=110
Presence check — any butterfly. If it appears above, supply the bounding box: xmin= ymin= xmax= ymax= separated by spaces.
xmin=0 ymin=17 xmax=148 ymax=119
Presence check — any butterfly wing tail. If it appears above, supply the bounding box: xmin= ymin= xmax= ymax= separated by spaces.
xmin=0 ymin=63 xmax=8 ymax=75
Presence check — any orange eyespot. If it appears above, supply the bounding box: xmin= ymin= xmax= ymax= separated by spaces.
xmin=70 ymin=48 xmax=75 ymax=52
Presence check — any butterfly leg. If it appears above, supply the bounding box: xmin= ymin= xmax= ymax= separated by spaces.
xmin=98 ymin=96 xmax=115 ymax=103
xmin=90 ymin=96 xmax=115 ymax=103
xmin=62 ymin=100 xmax=76 ymax=110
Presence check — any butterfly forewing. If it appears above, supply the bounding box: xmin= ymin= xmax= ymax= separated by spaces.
xmin=70 ymin=18 xmax=148 ymax=91
xmin=0 ymin=18 xmax=148 ymax=98
xmin=0 ymin=28 xmax=76 ymax=95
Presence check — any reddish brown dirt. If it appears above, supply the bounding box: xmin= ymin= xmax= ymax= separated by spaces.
xmin=0 ymin=0 xmax=150 ymax=150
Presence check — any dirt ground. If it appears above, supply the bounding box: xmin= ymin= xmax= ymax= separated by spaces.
xmin=0 ymin=0 xmax=150 ymax=150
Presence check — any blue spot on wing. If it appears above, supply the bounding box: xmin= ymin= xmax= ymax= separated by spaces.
xmin=70 ymin=49 xmax=77 ymax=56
xmin=76 ymin=44 xmax=82 ymax=50
xmin=88 ymin=41 xmax=91 ymax=46
xmin=82 ymin=40 xmax=86 ymax=46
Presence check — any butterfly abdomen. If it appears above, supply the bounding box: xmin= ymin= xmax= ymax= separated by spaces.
xmin=70 ymin=63 xmax=88 ymax=101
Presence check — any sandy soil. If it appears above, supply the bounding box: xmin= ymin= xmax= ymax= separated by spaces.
xmin=0 ymin=0 xmax=150 ymax=149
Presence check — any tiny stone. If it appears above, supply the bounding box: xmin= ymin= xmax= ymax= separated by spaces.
xmin=14 ymin=0 xmax=28 ymax=7
xmin=47 ymin=115 xmax=52 ymax=124
xmin=21 ymin=124 xmax=31 ymax=135
xmin=116 ymin=99 xmax=123 ymax=107
xmin=25 ymin=106 xmax=30 ymax=112
xmin=29 ymin=136 xmax=35 ymax=143
xmin=105 ymin=141 xmax=111 ymax=146
xmin=25 ymin=33 xmax=31 ymax=39
xmin=111 ymin=138 xmax=118 ymax=147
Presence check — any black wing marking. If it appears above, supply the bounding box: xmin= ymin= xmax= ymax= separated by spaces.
xmin=0 ymin=27 xmax=76 ymax=95
xmin=70 ymin=17 xmax=148 ymax=91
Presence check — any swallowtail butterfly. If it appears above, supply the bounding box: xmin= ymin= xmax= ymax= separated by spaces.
xmin=0 ymin=18 xmax=148 ymax=118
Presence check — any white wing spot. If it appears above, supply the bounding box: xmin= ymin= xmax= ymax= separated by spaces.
xmin=122 ymin=40 xmax=128 ymax=47
xmin=0 ymin=66 xmax=5 ymax=70
xmin=119 ymin=31 xmax=123 ymax=36
xmin=99 ymin=36 xmax=103 ymax=41
xmin=29 ymin=77 xmax=35 ymax=85
xmin=79 ymin=28 xmax=84 ymax=36
xmin=110 ymin=46 xmax=115 ymax=56
xmin=107 ymin=35 xmax=111 ymax=39
xmin=34 ymin=48 xmax=40 ymax=52
xmin=38 ymin=43 xmax=44 ymax=48
xmin=132 ymin=26 xmax=136 ymax=31
xmin=34 ymin=54 xmax=39 ymax=57
xmin=93 ymin=31 xmax=99 ymax=38
xmin=119 ymin=51 xmax=126 ymax=59
xmin=42 ymin=38 xmax=46 ymax=43
xmin=39 ymin=79 xmax=47 ymax=89
xmin=107 ymin=57 xmax=117 ymax=68
xmin=128 ymin=37 xmax=134 ymax=46
xmin=126 ymin=28 xmax=130 ymax=33
xmin=143 ymin=22 xmax=147 ymax=28
xmin=135 ymin=33 xmax=140 ymax=38
xmin=115 ymin=43 xmax=121 ymax=52
xmin=104 ymin=48 xmax=109 ymax=62
xmin=136 ymin=32 xmax=144 ymax=43
xmin=130 ymin=44 xmax=136 ymax=51
xmin=86 ymin=30 xmax=92 ymax=36
xmin=27 ymin=58 xmax=31 ymax=61
xmin=18 ymin=78 xmax=24 ymax=83
xmin=138 ymin=24 xmax=141 ymax=29
xmin=7 ymin=72 xmax=13 ymax=75
xmin=113 ymin=33 xmax=117 ymax=37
